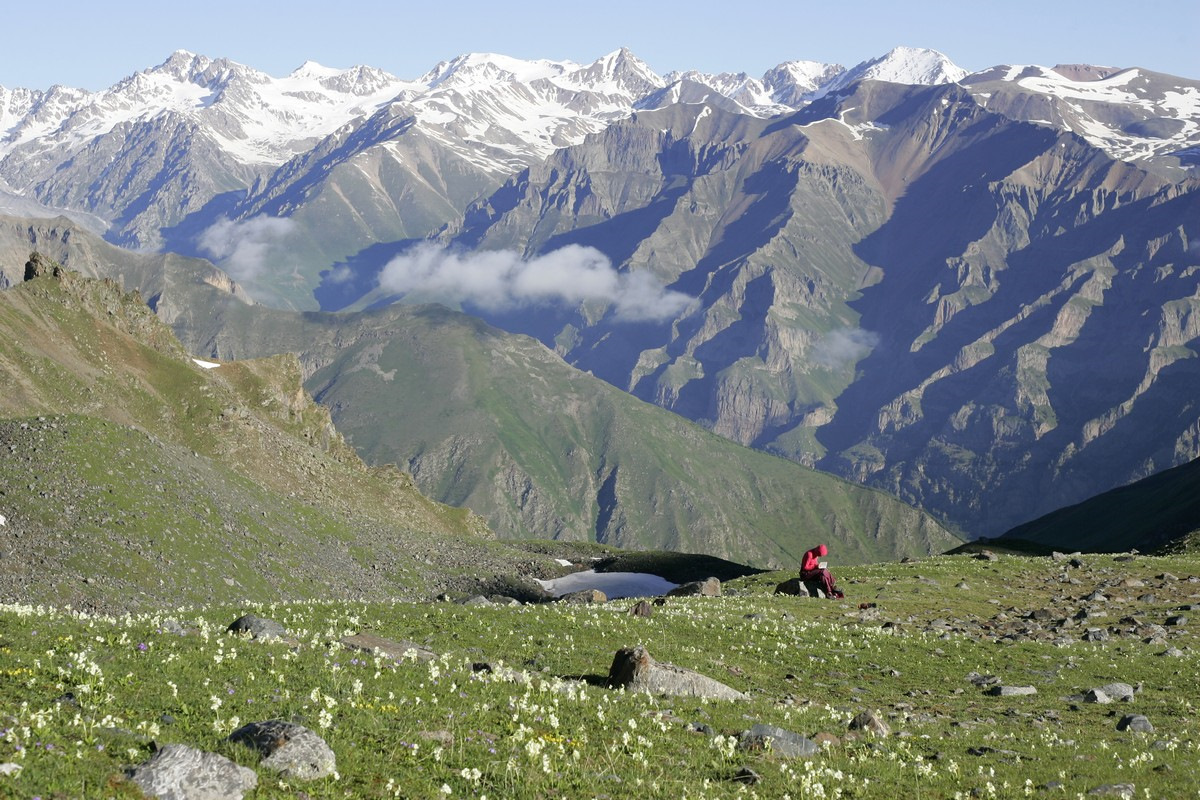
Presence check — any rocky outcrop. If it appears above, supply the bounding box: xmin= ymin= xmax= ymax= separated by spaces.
xmin=229 ymin=720 xmax=336 ymax=781
xmin=605 ymin=645 xmax=747 ymax=700
xmin=666 ymin=577 xmax=722 ymax=597
xmin=339 ymin=632 xmax=436 ymax=662
xmin=128 ymin=744 xmax=257 ymax=800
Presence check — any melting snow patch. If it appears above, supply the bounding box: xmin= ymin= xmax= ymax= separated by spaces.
xmin=192 ymin=358 xmax=221 ymax=369
xmin=554 ymin=558 xmax=573 ymax=567
xmin=535 ymin=570 xmax=677 ymax=600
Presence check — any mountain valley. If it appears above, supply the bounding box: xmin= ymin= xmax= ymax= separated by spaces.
xmin=2 ymin=44 xmax=1199 ymax=559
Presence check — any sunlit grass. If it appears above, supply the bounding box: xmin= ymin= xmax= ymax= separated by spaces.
xmin=2 ymin=553 xmax=1198 ymax=798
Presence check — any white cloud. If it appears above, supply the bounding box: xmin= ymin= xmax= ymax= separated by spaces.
xmin=812 ymin=327 xmax=879 ymax=369
xmin=323 ymin=264 xmax=355 ymax=284
xmin=377 ymin=242 xmax=696 ymax=322
xmin=196 ymin=215 xmax=298 ymax=282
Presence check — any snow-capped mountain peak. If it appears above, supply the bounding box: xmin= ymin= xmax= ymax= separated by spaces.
xmin=823 ymin=46 xmax=967 ymax=95
xmin=564 ymin=48 xmax=665 ymax=95
xmin=763 ymin=59 xmax=846 ymax=102
xmin=2 ymin=45 xmax=1195 ymax=258
xmin=420 ymin=52 xmax=574 ymax=90
xmin=962 ymin=61 xmax=1200 ymax=167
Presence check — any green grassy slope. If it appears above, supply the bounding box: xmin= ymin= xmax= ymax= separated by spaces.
xmin=179 ymin=298 xmax=960 ymax=567
xmin=0 ymin=260 xmax=564 ymax=610
xmin=4 ymin=551 xmax=1199 ymax=798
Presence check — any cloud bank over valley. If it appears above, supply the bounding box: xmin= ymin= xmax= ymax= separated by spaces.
xmin=377 ymin=243 xmax=697 ymax=322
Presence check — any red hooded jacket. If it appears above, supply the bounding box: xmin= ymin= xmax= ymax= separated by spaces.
xmin=801 ymin=543 xmax=828 ymax=573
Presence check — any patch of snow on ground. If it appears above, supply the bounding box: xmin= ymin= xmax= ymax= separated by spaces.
xmin=535 ymin=570 xmax=677 ymax=599
xmin=192 ymin=358 xmax=221 ymax=369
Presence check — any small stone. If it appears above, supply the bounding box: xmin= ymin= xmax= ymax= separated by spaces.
xmin=775 ymin=577 xmax=824 ymax=598
xmin=229 ymin=720 xmax=336 ymax=780
xmin=606 ymin=645 xmax=746 ymax=700
xmin=739 ymin=724 xmax=820 ymax=758
xmin=1116 ymin=715 xmax=1154 ymax=733
xmin=1084 ymin=689 xmax=1112 ymax=704
xmin=629 ymin=600 xmax=654 ymax=617
xmin=732 ymin=766 xmax=760 ymax=785
xmin=1159 ymin=647 xmax=1185 ymax=657
xmin=848 ymin=710 xmax=890 ymax=737
xmin=1165 ymin=615 xmax=1187 ymax=626
xmin=987 ymin=685 xmax=1037 ymax=697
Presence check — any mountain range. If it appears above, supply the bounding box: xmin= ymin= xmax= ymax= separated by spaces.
xmin=2 ymin=45 xmax=1198 ymax=550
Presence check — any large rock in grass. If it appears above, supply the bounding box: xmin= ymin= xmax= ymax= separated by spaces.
xmin=128 ymin=744 xmax=257 ymax=799
xmin=666 ymin=577 xmax=721 ymax=597
xmin=227 ymin=615 xmax=286 ymax=640
xmin=738 ymin=723 xmax=820 ymax=758
xmin=774 ymin=577 xmax=825 ymax=598
xmin=229 ymin=720 xmax=336 ymax=780
xmin=561 ymin=589 xmax=608 ymax=604
xmin=605 ymin=645 xmax=746 ymax=700
xmin=339 ymin=632 xmax=435 ymax=662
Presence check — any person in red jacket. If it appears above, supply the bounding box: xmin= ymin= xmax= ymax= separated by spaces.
xmin=800 ymin=543 xmax=843 ymax=598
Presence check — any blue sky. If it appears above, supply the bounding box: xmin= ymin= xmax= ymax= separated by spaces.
xmin=3 ymin=0 xmax=1197 ymax=90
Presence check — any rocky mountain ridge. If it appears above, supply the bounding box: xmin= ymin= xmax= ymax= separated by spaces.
xmin=3 ymin=46 xmax=1198 ymax=551
xmin=434 ymin=79 xmax=1200 ymax=538
xmin=6 ymin=46 xmax=1194 ymax=307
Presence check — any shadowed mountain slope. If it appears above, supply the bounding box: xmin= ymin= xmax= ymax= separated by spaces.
xmin=428 ymin=81 xmax=1200 ymax=538
xmin=998 ymin=455 xmax=1200 ymax=554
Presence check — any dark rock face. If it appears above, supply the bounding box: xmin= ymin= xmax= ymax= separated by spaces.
xmin=127 ymin=743 xmax=257 ymax=800
xmin=24 ymin=252 xmax=60 ymax=281
xmin=229 ymin=720 xmax=336 ymax=780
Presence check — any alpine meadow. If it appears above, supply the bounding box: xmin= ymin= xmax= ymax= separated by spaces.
xmin=1 ymin=40 xmax=1199 ymax=799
